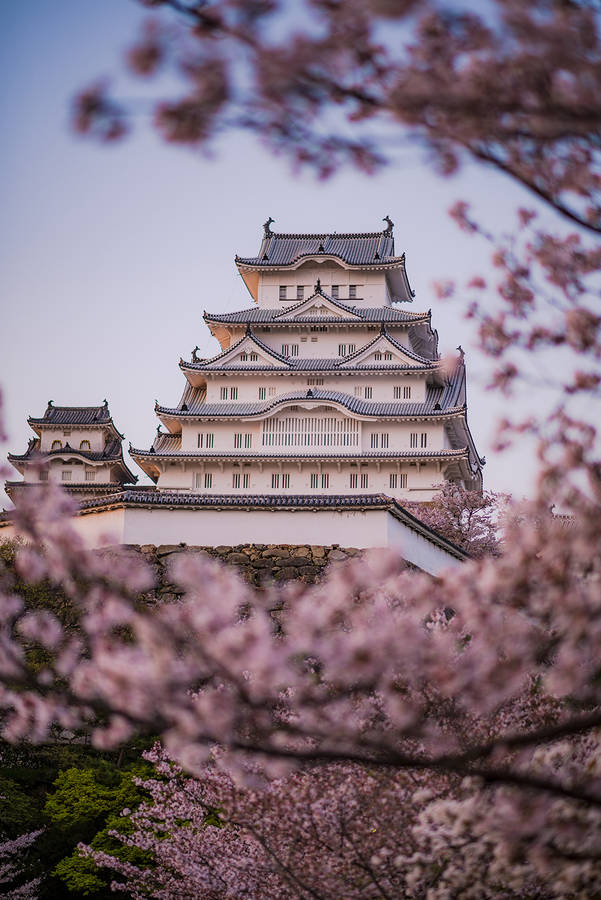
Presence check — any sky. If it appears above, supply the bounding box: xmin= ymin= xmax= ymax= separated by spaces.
xmin=0 ymin=0 xmax=544 ymax=506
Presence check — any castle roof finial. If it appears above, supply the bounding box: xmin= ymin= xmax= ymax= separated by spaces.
xmin=383 ymin=215 xmax=394 ymax=235
xmin=263 ymin=216 xmax=275 ymax=236
xmin=315 ymin=278 xmax=322 ymax=294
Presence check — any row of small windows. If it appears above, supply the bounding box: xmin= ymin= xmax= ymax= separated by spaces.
xmin=193 ymin=471 xmax=409 ymax=490
xmin=197 ymin=429 xmax=426 ymax=449
xmin=374 ymin=352 xmax=394 ymax=361
xmin=239 ymin=353 xmax=258 ymax=362
xmin=51 ymin=439 xmax=92 ymax=451
xmin=40 ymin=469 xmax=98 ymax=482
xmin=279 ymin=285 xmax=359 ymax=301
xmin=47 ymin=466 xmax=399 ymax=492
xmin=338 ymin=344 xmax=357 ymax=356
xmin=218 ymin=383 xmax=412 ymax=401
xmin=220 ymin=387 xmax=238 ymax=400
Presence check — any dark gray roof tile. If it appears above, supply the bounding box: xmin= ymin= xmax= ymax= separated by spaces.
xmin=237 ymin=232 xmax=401 ymax=267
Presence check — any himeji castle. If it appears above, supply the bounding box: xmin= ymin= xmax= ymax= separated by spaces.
xmin=2 ymin=219 xmax=484 ymax=575
xmin=6 ymin=401 xmax=136 ymax=503
xmin=130 ymin=219 xmax=482 ymax=499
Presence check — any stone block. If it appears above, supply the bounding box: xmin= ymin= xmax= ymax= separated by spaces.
xmin=263 ymin=547 xmax=291 ymax=558
xmin=226 ymin=553 xmax=251 ymax=565
xmin=273 ymin=566 xmax=299 ymax=580
xmin=328 ymin=549 xmax=349 ymax=561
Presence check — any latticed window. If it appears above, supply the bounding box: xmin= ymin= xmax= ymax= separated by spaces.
xmin=243 ymin=473 xmax=250 ymax=488
xmin=297 ymin=285 xmax=304 ymax=299
xmin=384 ymin=352 xmax=393 ymax=360
xmin=421 ymin=432 xmax=428 ymax=448
xmin=39 ymin=470 xmax=48 ymax=482
xmin=258 ymin=387 xmax=266 ymax=400
xmin=240 ymin=353 xmax=248 ymax=361
xmin=410 ymin=433 xmax=418 ymax=448
xmin=349 ymin=284 xmax=357 ymax=298
xmin=279 ymin=285 xmax=287 ymax=299
xmin=331 ymin=285 xmax=339 ymax=298
xmin=204 ymin=473 xmax=212 ymax=489
xmin=85 ymin=469 xmax=96 ymax=482
xmin=393 ymin=386 xmax=402 ymax=399
xmin=321 ymin=473 xmax=329 ymax=488
xmin=230 ymin=387 xmax=238 ymax=400
xmin=400 ymin=473 xmax=408 ymax=488
xmin=360 ymin=473 xmax=369 ymax=488
xmin=234 ymin=434 xmax=252 ymax=449
xmin=389 ymin=473 xmax=398 ymax=489
xmin=232 ymin=473 xmax=241 ymax=488
xmin=220 ymin=387 xmax=228 ymax=399
xmin=250 ymin=353 xmax=258 ymax=361
xmin=364 ymin=387 xmax=373 ymax=399
xmin=375 ymin=352 xmax=383 ymax=361
xmin=349 ymin=472 xmax=358 ymax=489
xmin=272 ymin=473 xmax=280 ymax=488
xmin=61 ymin=471 xmax=71 ymax=481
xmin=197 ymin=433 xmax=214 ymax=448
xmin=310 ymin=473 xmax=319 ymax=488
xmin=307 ymin=378 xmax=324 ymax=386
xmin=404 ymin=386 xmax=411 ymax=399
xmin=262 ymin=414 xmax=359 ymax=448
xmin=282 ymin=473 xmax=290 ymax=488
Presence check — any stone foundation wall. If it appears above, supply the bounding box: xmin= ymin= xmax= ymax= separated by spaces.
xmin=126 ymin=543 xmax=362 ymax=592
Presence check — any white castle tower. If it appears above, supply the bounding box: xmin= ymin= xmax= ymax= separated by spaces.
xmin=130 ymin=219 xmax=483 ymax=499
xmin=6 ymin=401 xmax=136 ymax=502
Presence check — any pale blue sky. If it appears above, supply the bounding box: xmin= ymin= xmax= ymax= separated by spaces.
xmin=1 ymin=0 xmax=544 ymax=504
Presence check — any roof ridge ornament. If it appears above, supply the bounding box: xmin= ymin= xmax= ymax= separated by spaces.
xmin=383 ymin=215 xmax=394 ymax=235
xmin=315 ymin=278 xmax=322 ymax=294
xmin=457 ymin=345 xmax=465 ymax=360
xmin=192 ymin=346 xmax=200 ymax=363
xmin=263 ymin=216 xmax=275 ymax=236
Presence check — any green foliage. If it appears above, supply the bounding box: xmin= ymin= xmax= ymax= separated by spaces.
xmin=0 ymin=740 xmax=154 ymax=898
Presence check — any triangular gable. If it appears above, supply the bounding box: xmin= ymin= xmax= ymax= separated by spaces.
xmin=274 ymin=290 xmax=362 ymax=321
xmin=340 ymin=332 xmax=433 ymax=369
xmin=202 ymin=332 xmax=289 ymax=369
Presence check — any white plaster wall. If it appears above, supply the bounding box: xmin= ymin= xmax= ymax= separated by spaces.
xmin=73 ymin=508 xmax=126 ymax=547
xmin=154 ymin=458 xmax=444 ymax=499
xmin=113 ymin=506 xmax=390 ymax=549
xmin=0 ymin=507 xmax=127 ymax=550
xmin=179 ymin=418 xmax=444 ymax=457
xmin=72 ymin=505 xmax=462 ymax=574
xmin=203 ymin=372 xmax=425 ymax=404
xmin=25 ymin=460 xmax=112 ymax=486
xmin=39 ymin=427 xmax=106 ymax=453
xmin=257 ymin=267 xmax=391 ymax=307
xmin=386 ymin=512 xmax=463 ymax=575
